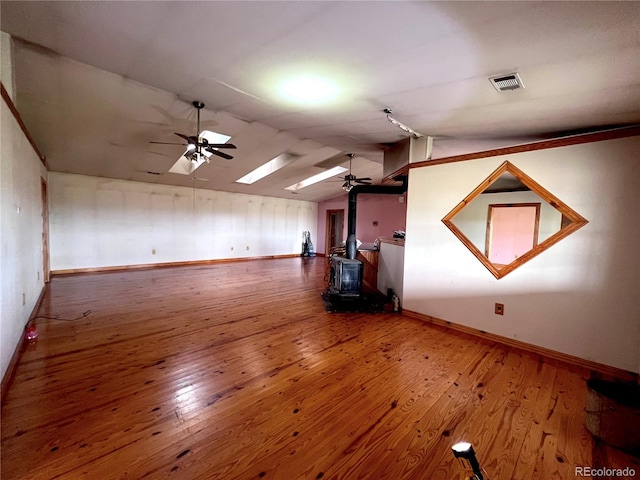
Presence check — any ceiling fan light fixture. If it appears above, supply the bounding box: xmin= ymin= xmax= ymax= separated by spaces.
xmin=338 ymin=153 xmax=372 ymax=190
xmin=185 ymin=150 xmax=201 ymax=163
xmin=161 ymin=101 xmax=237 ymax=175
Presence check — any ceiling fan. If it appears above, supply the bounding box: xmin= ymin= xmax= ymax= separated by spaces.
xmin=149 ymin=101 xmax=236 ymax=175
xmin=338 ymin=153 xmax=372 ymax=191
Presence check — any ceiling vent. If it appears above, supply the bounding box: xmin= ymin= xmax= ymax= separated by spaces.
xmin=489 ymin=72 xmax=524 ymax=92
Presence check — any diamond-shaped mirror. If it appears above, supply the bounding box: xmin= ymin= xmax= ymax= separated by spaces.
xmin=442 ymin=161 xmax=588 ymax=279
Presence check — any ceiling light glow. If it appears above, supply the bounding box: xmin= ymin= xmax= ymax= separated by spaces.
xmin=278 ymin=75 xmax=340 ymax=105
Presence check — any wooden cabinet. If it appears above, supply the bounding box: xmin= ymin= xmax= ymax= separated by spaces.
xmin=356 ymin=249 xmax=379 ymax=293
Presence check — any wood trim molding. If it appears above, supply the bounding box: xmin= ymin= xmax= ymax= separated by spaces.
xmin=441 ymin=160 xmax=589 ymax=279
xmin=1 ymin=82 xmax=46 ymax=166
xmin=382 ymin=165 xmax=410 ymax=184
xmin=1 ymin=285 xmax=47 ymax=405
xmin=51 ymin=254 xmax=303 ymax=276
xmin=403 ymin=309 xmax=638 ymax=383
xmin=410 ymin=125 xmax=640 ymax=170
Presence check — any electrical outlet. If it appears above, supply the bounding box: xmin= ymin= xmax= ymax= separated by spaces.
xmin=495 ymin=303 xmax=504 ymax=315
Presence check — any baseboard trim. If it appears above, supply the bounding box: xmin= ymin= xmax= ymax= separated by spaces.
xmin=403 ymin=309 xmax=638 ymax=382
xmin=1 ymin=284 xmax=47 ymax=405
xmin=51 ymin=254 xmax=303 ymax=276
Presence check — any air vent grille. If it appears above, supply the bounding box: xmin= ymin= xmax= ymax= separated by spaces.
xmin=489 ymin=72 xmax=524 ymax=92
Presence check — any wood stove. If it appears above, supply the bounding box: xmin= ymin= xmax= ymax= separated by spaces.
xmin=328 ymin=256 xmax=363 ymax=297
xmin=326 ymin=175 xmax=407 ymax=300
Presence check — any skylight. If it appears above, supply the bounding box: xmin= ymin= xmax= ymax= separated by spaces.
xmin=200 ymin=130 xmax=232 ymax=156
xmin=285 ymin=166 xmax=348 ymax=192
xmin=236 ymin=153 xmax=299 ymax=185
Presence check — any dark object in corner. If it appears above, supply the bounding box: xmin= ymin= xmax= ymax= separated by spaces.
xmin=301 ymin=231 xmax=316 ymax=257
xmin=321 ymin=290 xmax=388 ymax=313
xmin=585 ymin=379 xmax=640 ymax=454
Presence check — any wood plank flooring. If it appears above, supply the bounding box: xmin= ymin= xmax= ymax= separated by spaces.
xmin=2 ymin=257 xmax=638 ymax=479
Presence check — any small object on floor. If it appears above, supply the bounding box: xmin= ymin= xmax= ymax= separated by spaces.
xmin=392 ymin=294 xmax=400 ymax=312
xmin=25 ymin=324 xmax=38 ymax=342
xmin=452 ymin=442 xmax=488 ymax=480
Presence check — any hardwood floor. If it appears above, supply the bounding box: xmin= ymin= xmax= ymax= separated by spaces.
xmin=2 ymin=257 xmax=638 ymax=479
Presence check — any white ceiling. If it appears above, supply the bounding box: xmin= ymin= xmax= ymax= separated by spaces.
xmin=2 ymin=1 xmax=639 ymax=202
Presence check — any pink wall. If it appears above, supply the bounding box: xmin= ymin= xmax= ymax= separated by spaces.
xmin=316 ymin=193 xmax=407 ymax=254
xmin=488 ymin=205 xmax=537 ymax=265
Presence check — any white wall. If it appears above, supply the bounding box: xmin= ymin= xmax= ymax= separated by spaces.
xmin=403 ymin=136 xmax=640 ymax=373
xmin=48 ymin=173 xmax=318 ymax=271
xmin=1 ymin=91 xmax=47 ymax=382
xmin=377 ymin=242 xmax=405 ymax=303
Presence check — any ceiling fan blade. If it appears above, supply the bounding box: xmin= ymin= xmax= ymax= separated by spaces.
xmin=198 ymin=139 xmax=236 ymax=149
xmin=175 ymin=132 xmax=197 ymax=143
xmin=149 ymin=141 xmax=188 ymax=146
xmin=205 ymin=148 xmax=234 ymax=160
xmin=200 ymin=143 xmax=237 ymax=149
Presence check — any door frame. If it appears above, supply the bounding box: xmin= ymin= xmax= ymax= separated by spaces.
xmin=325 ymin=209 xmax=345 ymax=254
xmin=485 ymin=202 xmax=541 ymax=264
xmin=41 ymin=178 xmax=50 ymax=283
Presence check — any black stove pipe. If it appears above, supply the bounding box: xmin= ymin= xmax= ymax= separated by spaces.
xmin=346 ymin=176 xmax=408 ymax=259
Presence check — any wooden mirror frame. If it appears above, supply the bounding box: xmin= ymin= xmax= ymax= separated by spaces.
xmin=442 ymin=161 xmax=588 ymax=279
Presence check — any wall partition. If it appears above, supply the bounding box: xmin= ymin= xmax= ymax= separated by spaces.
xmin=403 ymin=133 xmax=640 ymax=373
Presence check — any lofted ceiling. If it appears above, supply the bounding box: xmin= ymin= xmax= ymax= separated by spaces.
xmin=1 ymin=1 xmax=639 ymax=202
